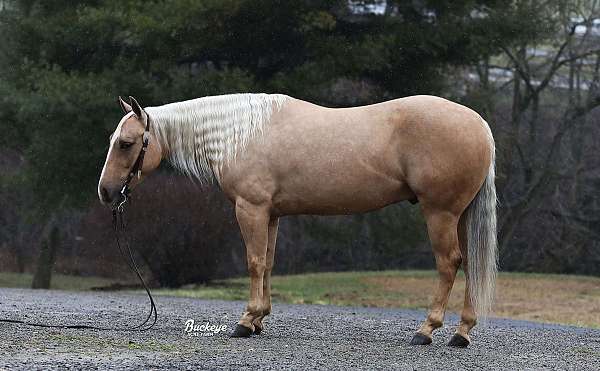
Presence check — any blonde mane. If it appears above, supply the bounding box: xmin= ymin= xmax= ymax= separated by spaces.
xmin=145 ymin=93 xmax=287 ymax=182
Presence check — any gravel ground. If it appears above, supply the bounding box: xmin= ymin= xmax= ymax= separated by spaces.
xmin=0 ymin=288 xmax=599 ymax=370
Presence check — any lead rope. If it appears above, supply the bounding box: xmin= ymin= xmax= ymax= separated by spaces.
xmin=0 ymin=209 xmax=158 ymax=331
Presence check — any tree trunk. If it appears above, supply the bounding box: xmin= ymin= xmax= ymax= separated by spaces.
xmin=31 ymin=226 xmax=60 ymax=289
xmin=7 ymin=240 xmax=25 ymax=273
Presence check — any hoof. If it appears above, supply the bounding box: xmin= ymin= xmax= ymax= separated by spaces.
xmin=230 ymin=324 xmax=253 ymax=338
xmin=253 ymin=325 xmax=262 ymax=335
xmin=410 ymin=332 xmax=432 ymax=346
xmin=448 ymin=333 xmax=470 ymax=347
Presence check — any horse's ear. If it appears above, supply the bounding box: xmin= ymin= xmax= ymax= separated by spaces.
xmin=129 ymin=96 xmax=145 ymax=119
xmin=118 ymin=96 xmax=132 ymax=114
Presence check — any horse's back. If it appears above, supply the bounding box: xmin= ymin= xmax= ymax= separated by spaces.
xmin=277 ymin=94 xmax=488 ymax=140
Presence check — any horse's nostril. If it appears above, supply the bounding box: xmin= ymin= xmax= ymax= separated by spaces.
xmin=101 ymin=187 xmax=111 ymax=203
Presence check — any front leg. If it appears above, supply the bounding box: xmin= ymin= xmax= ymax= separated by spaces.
xmin=252 ymin=217 xmax=279 ymax=335
xmin=230 ymin=198 xmax=270 ymax=338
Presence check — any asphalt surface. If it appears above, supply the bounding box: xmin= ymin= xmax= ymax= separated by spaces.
xmin=0 ymin=288 xmax=599 ymax=370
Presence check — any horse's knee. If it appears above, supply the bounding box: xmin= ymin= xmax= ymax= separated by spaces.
xmin=248 ymin=259 xmax=266 ymax=277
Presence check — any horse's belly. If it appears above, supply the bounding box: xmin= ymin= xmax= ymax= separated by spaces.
xmin=271 ymin=165 xmax=414 ymax=216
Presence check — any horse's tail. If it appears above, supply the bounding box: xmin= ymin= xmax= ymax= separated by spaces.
xmin=466 ymin=121 xmax=497 ymax=321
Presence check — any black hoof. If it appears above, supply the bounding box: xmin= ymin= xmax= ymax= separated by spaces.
xmin=253 ymin=325 xmax=262 ymax=335
xmin=448 ymin=333 xmax=470 ymax=347
xmin=230 ymin=324 xmax=253 ymax=338
xmin=410 ymin=333 xmax=432 ymax=345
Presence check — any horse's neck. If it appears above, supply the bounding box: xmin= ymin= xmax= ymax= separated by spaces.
xmin=146 ymin=93 xmax=287 ymax=182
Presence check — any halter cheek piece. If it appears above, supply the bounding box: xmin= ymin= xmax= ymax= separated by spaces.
xmin=117 ymin=112 xmax=151 ymax=212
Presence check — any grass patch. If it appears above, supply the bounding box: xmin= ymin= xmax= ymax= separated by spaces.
xmin=156 ymin=270 xmax=600 ymax=328
xmin=0 ymin=272 xmax=119 ymax=291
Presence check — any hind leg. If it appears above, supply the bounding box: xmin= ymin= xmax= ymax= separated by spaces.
xmin=448 ymin=212 xmax=477 ymax=347
xmin=410 ymin=209 xmax=462 ymax=345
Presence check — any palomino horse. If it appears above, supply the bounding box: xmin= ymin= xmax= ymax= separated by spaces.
xmin=98 ymin=94 xmax=497 ymax=347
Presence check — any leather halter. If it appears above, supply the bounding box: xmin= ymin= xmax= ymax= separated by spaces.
xmin=117 ymin=111 xmax=151 ymax=211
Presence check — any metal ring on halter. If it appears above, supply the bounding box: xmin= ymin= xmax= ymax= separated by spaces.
xmin=117 ymin=185 xmax=129 ymax=212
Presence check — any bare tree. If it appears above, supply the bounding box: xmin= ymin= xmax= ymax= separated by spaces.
xmin=467 ymin=0 xmax=600 ymax=270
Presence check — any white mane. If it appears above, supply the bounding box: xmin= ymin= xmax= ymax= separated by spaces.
xmin=145 ymin=93 xmax=287 ymax=183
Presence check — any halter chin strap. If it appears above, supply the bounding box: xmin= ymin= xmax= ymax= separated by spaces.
xmin=117 ymin=112 xmax=151 ymax=212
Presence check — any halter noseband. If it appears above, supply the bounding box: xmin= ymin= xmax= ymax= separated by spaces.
xmin=117 ymin=111 xmax=151 ymax=212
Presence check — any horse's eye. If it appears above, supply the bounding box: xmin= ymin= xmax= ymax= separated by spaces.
xmin=119 ymin=141 xmax=134 ymax=150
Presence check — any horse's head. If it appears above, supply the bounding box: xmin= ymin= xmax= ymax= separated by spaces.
xmin=98 ymin=96 xmax=162 ymax=208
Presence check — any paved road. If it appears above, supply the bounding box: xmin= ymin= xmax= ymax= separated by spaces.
xmin=0 ymin=288 xmax=599 ymax=370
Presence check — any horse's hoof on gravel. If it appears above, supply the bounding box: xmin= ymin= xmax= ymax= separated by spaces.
xmin=230 ymin=324 xmax=253 ymax=338
xmin=410 ymin=333 xmax=432 ymax=345
xmin=253 ymin=325 xmax=262 ymax=335
xmin=448 ymin=334 xmax=470 ymax=347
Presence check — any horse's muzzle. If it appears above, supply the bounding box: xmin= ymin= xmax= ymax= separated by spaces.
xmin=99 ymin=185 xmax=121 ymax=208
